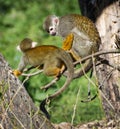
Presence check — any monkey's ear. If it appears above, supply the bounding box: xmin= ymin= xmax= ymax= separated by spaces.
xmin=32 ymin=41 xmax=38 ymax=48
xmin=53 ymin=17 xmax=59 ymax=25
xmin=16 ymin=45 xmax=21 ymax=51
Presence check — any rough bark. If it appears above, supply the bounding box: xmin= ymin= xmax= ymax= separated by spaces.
xmin=78 ymin=0 xmax=120 ymax=121
xmin=96 ymin=1 xmax=120 ymax=120
xmin=0 ymin=54 xmax=55 ymax=129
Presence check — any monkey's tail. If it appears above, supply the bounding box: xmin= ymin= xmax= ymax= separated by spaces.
xmin=48 ymin=49 xmax=74 ymax=100
xmin=40 ymin=49 xmax=74 ymax=119
xmin=73 ymin=59 xmax=93 ymax=79
xmin=40 ymin=99 xmax=50 ymax=119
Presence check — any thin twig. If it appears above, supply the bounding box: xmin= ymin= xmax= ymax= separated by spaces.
xmin=71 ymin=87 xmax=80 ymax=125
xmin=100 ymin=90 xmax=115 ymax=111
xmin=22 ymin=69 xmax=43 ymax=77
xmin=10 ymin=109 xmax=27 ymax=129
xmin=22 ymin=70 xmax=43 ymax=84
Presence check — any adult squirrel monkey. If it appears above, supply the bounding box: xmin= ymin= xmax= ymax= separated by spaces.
xmin=43 ymin=14 xmax=101 ymax=78
xmin=13 ymin=38 xmax=74 ymax=113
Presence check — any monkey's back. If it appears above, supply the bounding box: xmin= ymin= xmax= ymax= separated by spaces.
xmin=60 ymin=14 xmax=100 ymax=40
xmin=59 ymin=14 xmax=101 ymax=51
xmin=25 ymin=45 xmax=65 ymax=66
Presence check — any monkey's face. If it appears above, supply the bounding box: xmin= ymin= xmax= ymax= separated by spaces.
xmin=48 ymin=25 xmax=57 ymax=36
xmin=49 ymin=16 xmax=59 ymax=36
xmin=43 ymin=15 xmax=59 ymax=36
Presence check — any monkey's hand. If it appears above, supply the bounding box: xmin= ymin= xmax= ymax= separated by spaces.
xmin=13 ymin=70 xmax=22 ymax=77
xmin=62 ymin=33 xmax=74 ymax=51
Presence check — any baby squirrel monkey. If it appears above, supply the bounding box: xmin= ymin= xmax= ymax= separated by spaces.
xmin=43 ymin=14 xmax=101 ymax=78
xmin=13 ymin=38 xmax=74 ymax=118
xmin=14 ymin=37 xmax=74 ymax=85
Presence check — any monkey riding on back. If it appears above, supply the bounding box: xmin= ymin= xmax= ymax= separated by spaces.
xmin=13 ymin=38 xmax=74 ymax=119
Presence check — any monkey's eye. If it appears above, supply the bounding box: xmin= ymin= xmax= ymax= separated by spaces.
xmin=49 ymin=27 xmax=53 ymax=31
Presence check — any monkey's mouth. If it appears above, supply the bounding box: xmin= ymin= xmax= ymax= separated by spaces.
xmin=51 ymin=32 xmax=56 ymax=36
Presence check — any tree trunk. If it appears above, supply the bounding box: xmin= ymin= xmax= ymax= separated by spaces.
xmin=78 ymin=0 xmax=120 ymax=122
xmin=0 ymin=54 xmax=55 ymax=129
xmin=96 ymin=1 xmax=120 ymax=121
xmin=78 ymin=0 xmax=120 ymax=120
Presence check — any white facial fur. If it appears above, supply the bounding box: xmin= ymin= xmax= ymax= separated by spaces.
xmin=49 ymin=16 xmax=59 ymax=36
xmin=49 ymin=25 xmax=57 ymax=36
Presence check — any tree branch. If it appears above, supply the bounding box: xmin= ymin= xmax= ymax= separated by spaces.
xmin=63 ymin=49 xmax=120 ymax=79
xmin=74 ymin=49 xmax=120 ymax=65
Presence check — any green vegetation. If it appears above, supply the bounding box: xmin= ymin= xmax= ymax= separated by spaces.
xmin=0 ymin=0 xmax=104 ymax=125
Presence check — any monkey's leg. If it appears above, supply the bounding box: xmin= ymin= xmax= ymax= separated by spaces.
xmin=44 ymin=59 xmax=64 ymax=77
xmin=44 ymin=67 xmax=61 ymax=77
xmin=69 ymin=49 xmax=81 ymax=61
xmin=62 ymin=33 xmax=81 ymax=62
xmin=62 ymin=33 xmax=74 ymax=51
xmin=42 ymin=63 xmax=65 ymax=90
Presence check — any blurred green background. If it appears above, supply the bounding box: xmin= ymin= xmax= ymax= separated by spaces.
xmin=0 ymin=0 xmax=104 ymax=125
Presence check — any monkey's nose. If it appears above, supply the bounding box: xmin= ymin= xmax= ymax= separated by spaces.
xmin=51 ymin=32 xmax=56 ymax=36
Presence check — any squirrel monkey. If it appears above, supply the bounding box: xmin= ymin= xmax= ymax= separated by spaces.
xmin=13 ymin=38 xmax=74 ymax=117
xmin=14 ymin=37 xmax=74 ymax=84
xmin=43 ymin=14 xmax=101 ymax=78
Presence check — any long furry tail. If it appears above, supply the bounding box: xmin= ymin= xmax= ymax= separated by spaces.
xmin=73 ymin=59 xmax=93 ymax=79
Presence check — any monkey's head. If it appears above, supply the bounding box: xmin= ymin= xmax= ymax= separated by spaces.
xmin=17 ymin=38 xmax=37 ymax=52
xmin=43 ymin=15 xmax=59 ymax=36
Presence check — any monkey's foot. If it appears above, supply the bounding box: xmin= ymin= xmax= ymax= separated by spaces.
xmin=62 ymin=33 xmax=74 ymax=50
xmin=13 ymin=70 xmax=22 ymax=77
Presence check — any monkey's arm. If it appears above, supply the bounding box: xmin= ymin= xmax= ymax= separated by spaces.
xmin=13 ymin=56 xmax=28 ymax=77
xmin=62 ymin=33 xmax=74 ymax=51
xmin=62 ymin=33 xmax=81 ymax=61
